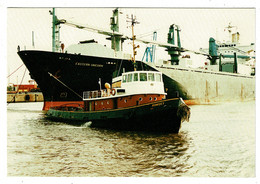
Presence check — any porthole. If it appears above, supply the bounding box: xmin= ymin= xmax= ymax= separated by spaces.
xmin=149 ymin=97 xmax=152 ymax=101
xmin=107 ymin=101 xmax=109 ymax=104
xmin=139 ymin=97 xmax=143 ymax=101
xmin=95 ymin=102 xmax=97 ymax=105
xmin=154 ymin=97 xmax=157 ymax=101
xmin=101 ymin=102 xmax=103 ymax=105
xmin=124 ymin=99 xmax=127 ymax=103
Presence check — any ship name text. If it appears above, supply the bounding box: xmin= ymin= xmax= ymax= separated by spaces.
xmin=75 ymin=62 xmax=103 ymax=67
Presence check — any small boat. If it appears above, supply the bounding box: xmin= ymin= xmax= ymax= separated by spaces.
xmin=46 ymin=70 xmax=190 ymax=133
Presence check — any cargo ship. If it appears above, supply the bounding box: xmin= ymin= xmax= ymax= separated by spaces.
xmin=17 ymin=8 xmax=255 ymax=110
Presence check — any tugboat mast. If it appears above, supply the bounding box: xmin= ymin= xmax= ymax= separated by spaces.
xmin=127 ymin=14 xmax=139 ymax=71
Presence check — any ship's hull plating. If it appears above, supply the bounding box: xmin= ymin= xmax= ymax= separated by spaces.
xmin=152 ymin=65 xmax=255 ymax=104
xmin=18 ymin=50 xmax=255 ymax=110
xmin=18 ymin=50 xmax=139 ymax=110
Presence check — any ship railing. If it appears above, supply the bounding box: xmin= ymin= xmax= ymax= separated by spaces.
xmin=83 ymin=89 xmax=111 ymax=100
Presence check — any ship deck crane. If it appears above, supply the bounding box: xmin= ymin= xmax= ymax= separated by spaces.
xmin=50 ymin=8 xmax=126 ymax=52
xmin=50 ymin=8 xmax=212 ymax=64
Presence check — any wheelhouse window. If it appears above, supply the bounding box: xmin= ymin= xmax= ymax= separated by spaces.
xmin=148 ymin=73 xmax=155 ymax=81
xmin=122 ymin=75 xmax=127 ymax=83
xmin=155 ymin=73 xmax=161 ymax=82
xmin=127 ymin=73 xmax=133 ymax=82
xmin=134 ymin=73 xmax=138 ymax=81
xmin=140 ymin=73 xmax=147 ymax=81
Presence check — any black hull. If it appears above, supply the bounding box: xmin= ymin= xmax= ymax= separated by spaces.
xmin=46 ymin=98 xmax=186 ymax=133
xmin=18 ymin=50 xmax=188 ymax=109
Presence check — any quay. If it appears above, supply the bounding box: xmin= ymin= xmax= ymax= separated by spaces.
xmin=7 ymin=92 xmax=44 ymax=103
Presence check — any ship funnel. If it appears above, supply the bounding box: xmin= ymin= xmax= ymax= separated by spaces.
xmin=209 ymin=37 xmax=218 ymax=57
xmin=209 ymin=37 xmax=218 ymax=65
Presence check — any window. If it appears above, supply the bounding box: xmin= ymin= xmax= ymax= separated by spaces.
xmin=148 ymin=73 xmax=155 ymax=81
xmin=140 ymin=73 xmax=147 ymax=81
xmin=155 ymin=73 xmax=161 ymax=82
xmin=127 ymin=74 xmax=133 ymax=82
xmin=122 ymin=75 xmax=127 ymax=83
xmin=134 ymin=73 xmax=138 ymax=81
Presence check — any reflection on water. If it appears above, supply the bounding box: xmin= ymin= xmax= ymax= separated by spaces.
xmin=7 ymin=101 xmax=255 ymax=177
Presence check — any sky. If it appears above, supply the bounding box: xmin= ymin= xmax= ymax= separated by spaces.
xmin=5 ymin=7 xmax=255 ymax=85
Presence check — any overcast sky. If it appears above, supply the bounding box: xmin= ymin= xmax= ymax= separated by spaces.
xmin=5 ymin=7 xmax=255 ymax=85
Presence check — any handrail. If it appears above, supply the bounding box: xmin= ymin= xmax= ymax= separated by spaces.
xmin=83 ymin=89 xmax=111 ymax=100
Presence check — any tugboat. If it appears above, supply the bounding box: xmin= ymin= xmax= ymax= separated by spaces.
xmin=46 ymin=70 xmax=190 ymax=133
xmin=46 ymin=13 xmax=190 ymax=133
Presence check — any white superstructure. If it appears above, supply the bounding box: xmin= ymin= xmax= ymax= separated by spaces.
xmin=121 ymin=71 xmax=166 ymax=95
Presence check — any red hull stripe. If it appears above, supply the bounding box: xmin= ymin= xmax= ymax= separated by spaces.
xmin=43 ymin=101 xmax=84 ymax=111
xmin=43 ymin=94 xmax=165 ymax=111
xmin=43 ymin=98 xmax=196 ymax=111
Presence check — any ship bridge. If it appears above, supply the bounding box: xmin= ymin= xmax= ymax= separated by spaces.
xmin=83 ymin=71 xmax=166 ymax=101
xmin=121 ymin=71 xmax=166 ymax=95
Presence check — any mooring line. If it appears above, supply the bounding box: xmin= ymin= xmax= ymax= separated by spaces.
xmin=48 ymin=72 xmax=83 ymax=99
xmin=7 ymin=67 xmax=27 ymax=105
xmin=7 ymin=64 xmax=24 ymax=78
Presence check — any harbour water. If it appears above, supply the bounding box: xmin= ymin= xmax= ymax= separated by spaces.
xmin=7 ymin=101 xmax=255 ymax=178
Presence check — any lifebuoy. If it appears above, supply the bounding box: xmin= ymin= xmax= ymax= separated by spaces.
xmin=111 ymin=89 xmax=116 ymax=96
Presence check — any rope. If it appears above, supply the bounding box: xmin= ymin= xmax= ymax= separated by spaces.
xmin=7 ymin=67 xmax=27 ymax=105
xmin=48 ymin=72 xmax=83 ymax=99
xmin=140 ymin=60 xmax=144 ymax=71
xmin=7 ymin=64 xmax=24 ymax=78
xmin=117 ymin=59 xmax=123 ymax=77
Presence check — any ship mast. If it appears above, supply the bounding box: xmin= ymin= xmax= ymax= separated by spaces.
xmin=49 ymin=8 xmax=61 ymax=52
xmin=109 ymin=8 xmax=124 ymax=52
xmin=167 ymin=24 xmax=182 ymax=65
xmin=225 ymin=23 xmax=238 ymax=43
xmin=127 ymin=14 xmax=139 ymax=71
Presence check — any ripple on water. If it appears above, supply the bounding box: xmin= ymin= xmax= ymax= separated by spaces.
xmin=7 ymin=101 xmax=255 ymax=177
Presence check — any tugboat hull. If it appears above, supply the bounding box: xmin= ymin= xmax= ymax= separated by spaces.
xmin=46 ymin=98 xmax=190 ymax=133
